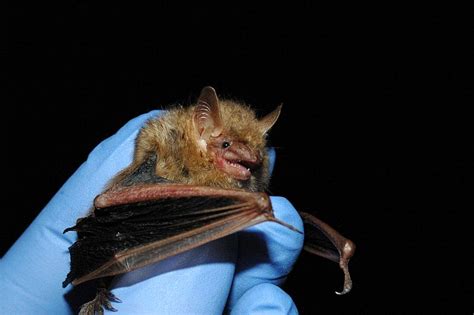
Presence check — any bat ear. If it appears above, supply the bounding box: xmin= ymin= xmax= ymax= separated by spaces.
xmin=194 ymin=86 xmax=223 ymax=140
xmin=259 ymin=104 xmax=282 ymax=135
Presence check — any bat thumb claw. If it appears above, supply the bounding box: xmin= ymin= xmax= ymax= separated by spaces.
xmin=335 ymin=254 xmax=353 ymax=295
xmin=63 ymin=227 xmax=75 ymax=234
xmin=335 ymin=287 xmax=351 ymax=295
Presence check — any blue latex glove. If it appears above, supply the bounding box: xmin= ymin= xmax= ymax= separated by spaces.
xmin=0 ymin=110 xmax=304 ymax=314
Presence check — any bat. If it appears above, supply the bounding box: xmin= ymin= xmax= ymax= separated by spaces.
xmin=63 ymin=86 xmax=355 ymax=314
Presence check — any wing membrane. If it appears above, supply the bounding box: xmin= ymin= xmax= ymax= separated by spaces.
xmin=63 ymin=185 xmax=276 ymax=287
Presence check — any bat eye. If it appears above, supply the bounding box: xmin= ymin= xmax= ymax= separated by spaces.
xmin=222 ymin=141 xmax=231 ymax=148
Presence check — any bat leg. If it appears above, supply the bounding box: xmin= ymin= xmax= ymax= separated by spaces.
xmin=299 ymin=212 xmax=356 ymax=295
xmin=78 ymin=279 xmax=121 ymax=315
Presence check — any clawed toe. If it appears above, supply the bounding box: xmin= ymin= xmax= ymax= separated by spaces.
xmin=79 ymin=288 xmax=120 ymax=315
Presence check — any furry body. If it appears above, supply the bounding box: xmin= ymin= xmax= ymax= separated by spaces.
xmin=112 ymin=96 xmax=278 ymax=192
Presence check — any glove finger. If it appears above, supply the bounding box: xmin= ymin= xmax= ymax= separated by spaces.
xmin=230 ymin=283 xmax=299 ymax=315
xmin=104 ymin=236 xmax=237 ymax=314
xmin=0 ymin=111 xmax=160 ymax=314
xmin=228 ymin=197 xmax=304 ymax=308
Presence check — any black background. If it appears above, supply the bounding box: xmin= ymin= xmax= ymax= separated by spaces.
xmin=6 ymin=2 xmax=472 ymax=314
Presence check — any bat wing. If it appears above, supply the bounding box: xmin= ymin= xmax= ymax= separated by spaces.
xmin=63 ymin=183 xmax=297 ymax=287
xmin=299 ymin=212 xmax=356 ymax=295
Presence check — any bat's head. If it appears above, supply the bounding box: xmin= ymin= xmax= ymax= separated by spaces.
xmin=191 ymin=86 xmax=281 ymax=192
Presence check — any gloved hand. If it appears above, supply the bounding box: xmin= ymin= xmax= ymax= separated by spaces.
xmin=0 ymin=110 xmax=304 ymax=314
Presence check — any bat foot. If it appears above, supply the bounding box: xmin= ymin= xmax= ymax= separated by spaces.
xmin=79 ymin=288 xmax=121 ymax=315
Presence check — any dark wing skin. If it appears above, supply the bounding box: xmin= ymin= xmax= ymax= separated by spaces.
xmin=300 ymin=212 xmax=356 ymax=295
xmin=63 ymin=183 xmax=297 ymax=288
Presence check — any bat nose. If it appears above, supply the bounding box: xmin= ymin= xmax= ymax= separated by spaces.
xmin=226 ymin=142 xmax=261 ymax=166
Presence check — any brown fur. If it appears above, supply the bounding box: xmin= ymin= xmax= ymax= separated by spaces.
xmin=111 ymin=98 xmax=276 ymax=192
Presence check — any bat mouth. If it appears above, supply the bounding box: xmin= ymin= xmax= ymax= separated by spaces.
xmin=217 ymin=157 xmax=260 ymax=180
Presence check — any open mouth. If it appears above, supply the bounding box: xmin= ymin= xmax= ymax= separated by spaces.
xmin=217 ymin=157 xmax=260 ymax=180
